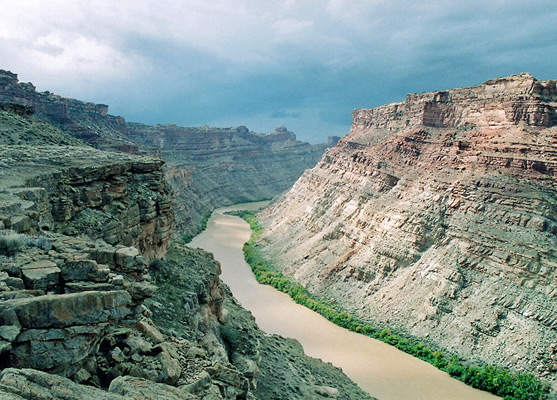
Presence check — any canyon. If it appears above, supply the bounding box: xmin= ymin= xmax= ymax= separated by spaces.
xmin=0 ymin=70 xmax=368 ymax=399
xmin=1 ymin=67 xmax=555 ymax=399
xmin=126 ymin=122 xmax=326 ymax=237
xmin=0 ymin=68 xmax=327 ymax=238
xmin=259 ymin=73 xmax=557 ymax=392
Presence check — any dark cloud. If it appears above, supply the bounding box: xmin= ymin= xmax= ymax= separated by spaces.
xmin=1 ymin=0 xmax=555 ymax=143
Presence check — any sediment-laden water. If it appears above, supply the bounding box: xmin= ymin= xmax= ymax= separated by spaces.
xmin=189 ymin=202 xmax=500 ymax=400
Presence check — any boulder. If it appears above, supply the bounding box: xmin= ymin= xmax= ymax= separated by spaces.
xmin=136 ymin=319 xmax=164 ymax=344
xmin=0 ymin=368 xmax=127 ymax=400
xmin=157 ymin=347 xmax=181 ymax=385
xmin=0 ymin=290 xmax=132 ymax=329
xmin=20 ymin=260 xmax=60 ymax=290
xmin=114 ymin=247 xmax=141 ymax=271
xmin=60 ymin=259 xmax=109 ymax=282
xmin=314 ymin=385 xmax=340 ymax=398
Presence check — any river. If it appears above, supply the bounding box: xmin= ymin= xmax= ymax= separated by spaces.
xmin=189 ymin=202 xmax=501 ymax=400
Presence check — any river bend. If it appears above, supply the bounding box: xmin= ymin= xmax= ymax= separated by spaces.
xmin=189 ymin=202 xmax=500 ymax=400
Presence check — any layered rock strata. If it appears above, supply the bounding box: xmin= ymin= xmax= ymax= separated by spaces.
xmin=126 ymin=123 xmax=327 ymax=237
xmin=259 ymin=74 xmax=557 ymax=389
xmin=0 ymin=234 xmax=156 ymax=380
xmin=0 ymin=237 xmax=372 ymax=399
xmin=0 ymin=106 xmax=85 ymax=146
xmin=0 ymin=70 xmax=136 ymax=151
xmin=0 ymin=145 xmax=174 ymax=260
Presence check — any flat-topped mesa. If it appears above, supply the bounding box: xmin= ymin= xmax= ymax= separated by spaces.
xmin=259 ymin=73 xmax=557 ymax=390
xmin=352 ymin=73 xmax=557 ymax=135
xmin=126 ymin=124 xmax=304 ymax=156
xmin=340 ymin=74 xmax=557 ymax=182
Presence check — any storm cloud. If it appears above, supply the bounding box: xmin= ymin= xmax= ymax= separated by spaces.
xmin=1 ymin=0 xmax=555 ymax=143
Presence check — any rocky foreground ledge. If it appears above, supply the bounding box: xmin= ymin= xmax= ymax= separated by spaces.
xmin=0 ymin=142 xmax=371 ymax=398
xmin=0 ymin=145 xmax=174 ymax=260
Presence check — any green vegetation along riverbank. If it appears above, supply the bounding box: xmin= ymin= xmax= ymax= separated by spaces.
xmin=230 ymin=210 xmax=551 ymax=400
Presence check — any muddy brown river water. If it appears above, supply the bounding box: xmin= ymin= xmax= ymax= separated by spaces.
xmin=189 ymin=202 xmax=501 ymax=400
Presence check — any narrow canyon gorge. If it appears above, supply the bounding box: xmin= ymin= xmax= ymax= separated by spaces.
xmin=0 ymin=69 xmax=555 ymax=400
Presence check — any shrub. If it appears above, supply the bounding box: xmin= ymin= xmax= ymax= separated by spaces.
xmin=219 ymin=325 xmax=240 ymax=346
xmin=0 ymin=232 xmax=30 ymax=257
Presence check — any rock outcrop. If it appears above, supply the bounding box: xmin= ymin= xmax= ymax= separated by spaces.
xmin=0 ymin=234 xmax=155 ymax=380
xmin=0 ymin=145 xmax=174 ymax=260
xmin=0 ymin=70 xmax=137 ymax=152
xmin=126 ymin=123 xmax=328 ymax=237
xmin=259 ymin=74 xmax=557 ymax=389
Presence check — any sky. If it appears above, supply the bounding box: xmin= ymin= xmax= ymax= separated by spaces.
xmin=0 ymin=1 xmax=556 ymax=144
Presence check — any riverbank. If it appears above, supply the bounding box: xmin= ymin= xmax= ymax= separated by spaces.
xmin=189 ymin=204 xmax=507 ymax=400
xmin=232 ymin=209 xmax=551 ymax=400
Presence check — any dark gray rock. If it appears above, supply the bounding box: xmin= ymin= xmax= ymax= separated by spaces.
xmin=0 ymin=368 xmax=127 ymax=400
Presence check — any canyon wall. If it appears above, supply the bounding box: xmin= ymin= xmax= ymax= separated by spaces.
xmin=126 ymin=123 xmax=327 ymax=237
xmin=259 ymin=73 xmax=557 ymax=388
xmin=0 ymin=70 xmax=136 ymax=152
xmin=0 ymin=70 xmax=368 ymax=399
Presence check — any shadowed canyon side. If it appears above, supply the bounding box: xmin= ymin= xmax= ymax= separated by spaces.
xmin=126 ymin=123 xmax=327 ymax=237
xmin=259 ymin=74 xmax=557 ymax=390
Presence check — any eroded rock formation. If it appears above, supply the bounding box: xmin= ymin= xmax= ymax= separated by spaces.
xmin=0 ymin=70 xmax=368 ymax=399
xmin=0 ymin=146 xmax=174 ymax=260
xmin=126 ymin=123 xmax=327 ymax=237
xmin=259 ymin=73 xmax=557 ymax=389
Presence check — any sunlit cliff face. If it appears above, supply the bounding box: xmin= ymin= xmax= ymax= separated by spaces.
xmin=259 ymin=74 xmax=557 ymax=390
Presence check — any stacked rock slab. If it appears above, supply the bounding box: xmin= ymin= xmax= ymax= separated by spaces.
xmin=259 ymin=74 xmax=557 ymax=389
xmin=0 ymin=143 xmax=184 ymax=394
xmin=0 ymin=235 xmax=155 ymax=379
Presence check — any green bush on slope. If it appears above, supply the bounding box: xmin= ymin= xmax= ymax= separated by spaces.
xmin=183 ymin=211 xmax=212 ymax=243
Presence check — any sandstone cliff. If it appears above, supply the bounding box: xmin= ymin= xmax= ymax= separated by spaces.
xmin=126 ymin=123 xmax=327 ymax=237
xmin=259 ymin=73 xmax=557 ymax=389
xmin=0 ymin=145 xmax=174 ymax=260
